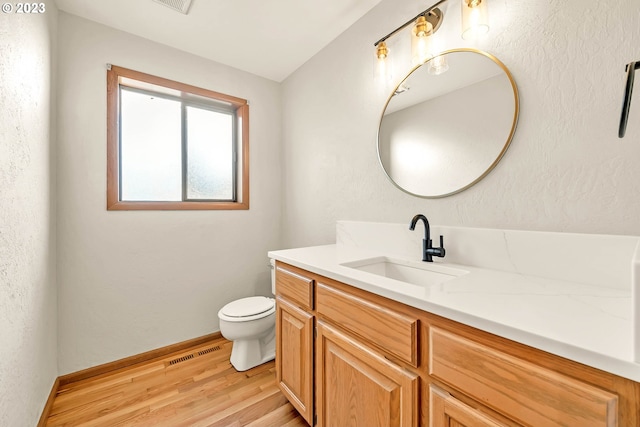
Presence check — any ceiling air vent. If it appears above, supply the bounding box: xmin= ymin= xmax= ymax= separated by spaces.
xmin=152 ymin=0 xmax=193 ymax=15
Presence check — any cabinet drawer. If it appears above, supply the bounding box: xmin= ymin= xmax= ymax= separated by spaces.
xmin=429 ymin=384 xmax=510 ymax=427
xmin=316 ymin=282 xmax=419 ymax=367
xmin=429 ymin=327 xmax=618 ymax=427
xmin=275 ymin=263 xmax=314 ymax=310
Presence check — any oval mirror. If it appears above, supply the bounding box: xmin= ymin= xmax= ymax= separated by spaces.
xmin=377 ymin=49 xmax=519 ymax=198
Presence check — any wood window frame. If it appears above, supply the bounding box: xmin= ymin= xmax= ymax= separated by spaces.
xmin=107 ymin=65 xmax=249 ymax=210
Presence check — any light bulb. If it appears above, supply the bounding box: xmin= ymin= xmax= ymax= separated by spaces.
xmin=374 ymin=41 xmax=392 ymax=82
xmin=461 ymin=0 xmax=489 ymax=40
xmin=411 ymin=16 xmax=433 ymax=66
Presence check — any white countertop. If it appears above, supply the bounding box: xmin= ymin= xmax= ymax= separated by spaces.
xmin=268 ymin=244 xmax=639 ymax=382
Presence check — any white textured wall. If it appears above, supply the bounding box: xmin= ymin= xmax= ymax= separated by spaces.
xmin=0 ymin=0 xmax=58 ymax=424
xmin=281 ymin=0 xmax=640 ymax=248
xmin=57 ymin=13 xmax=282 ymax=374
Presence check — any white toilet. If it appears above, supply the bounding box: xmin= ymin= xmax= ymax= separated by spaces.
xmin=217 ymin=260 xmax=276 ymax=371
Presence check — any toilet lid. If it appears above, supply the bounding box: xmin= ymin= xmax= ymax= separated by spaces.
xmin=221 ymin=296 xmax=275 ymax=318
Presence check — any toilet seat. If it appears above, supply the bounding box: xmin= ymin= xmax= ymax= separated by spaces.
xmin=218 ymin=296 xmax=275 ymax=322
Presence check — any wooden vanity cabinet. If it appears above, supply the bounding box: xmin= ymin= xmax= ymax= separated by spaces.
xmin=314 ymin=281 xmax=422 ymax=427
xmin=274 ymin=262 xmax=640 ymax=427
xmin=315 ymin=320 xmax=418 ymax=427
xmin=315 ymin=282 xmax=419 ymax=367
xmin=275 ymin=263 xmax=315 ymax=425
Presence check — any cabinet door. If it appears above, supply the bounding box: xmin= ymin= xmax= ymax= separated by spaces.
xmin=429 ymin=385 xmax=512 ymax=427
xmin=316 ymin=320 xmax=418 ymax=427
xmin=276 ymin=296 xmax=314 ymax=424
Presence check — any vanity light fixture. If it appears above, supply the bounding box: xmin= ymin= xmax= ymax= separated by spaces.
xmin=374 ymin=0 xmax=490 ymax=80
xmin=411 ymin=11 xmax=442 ymax=66
xmin=461 ymin=0 xmax=489 ymax=40
xmin=411 ymin=16 xmax=431 ymax=66
xmin=374 ymin=41 xmax=392 ymax=82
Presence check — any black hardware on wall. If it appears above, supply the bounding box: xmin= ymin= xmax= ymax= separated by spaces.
xmin=619 ymin=61 xmax=640 ymax=138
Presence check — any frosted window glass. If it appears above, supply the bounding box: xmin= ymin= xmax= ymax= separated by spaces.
xmin=186 ymin=107 xmax=234 ymax=200
xmin=120 ymin=89 xmax=182 ymax=201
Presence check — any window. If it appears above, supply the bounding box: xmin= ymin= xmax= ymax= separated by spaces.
xmin=107 ymin=65 xmax=249 ymax=210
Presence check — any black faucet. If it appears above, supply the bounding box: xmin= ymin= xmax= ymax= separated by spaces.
xmin=409 ymin=214 xmax=445 ymax=262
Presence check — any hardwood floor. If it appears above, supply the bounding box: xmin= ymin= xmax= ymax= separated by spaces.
xmin=46 ymin=337 xmax=308 ymax=427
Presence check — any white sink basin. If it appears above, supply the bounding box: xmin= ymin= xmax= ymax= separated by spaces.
xmin=341 ymin=256 xmax=468 ymax=287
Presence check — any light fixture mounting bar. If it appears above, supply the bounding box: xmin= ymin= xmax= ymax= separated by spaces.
xmin=373 ymin=0 xmax=449 ymax=47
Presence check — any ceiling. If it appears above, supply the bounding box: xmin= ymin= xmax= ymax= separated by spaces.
xmin=54 ymin=0 xmax=384 ymax=82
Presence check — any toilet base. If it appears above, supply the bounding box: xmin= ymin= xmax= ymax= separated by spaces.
xmin=229 ymin=329 xmax=276 ymax=371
